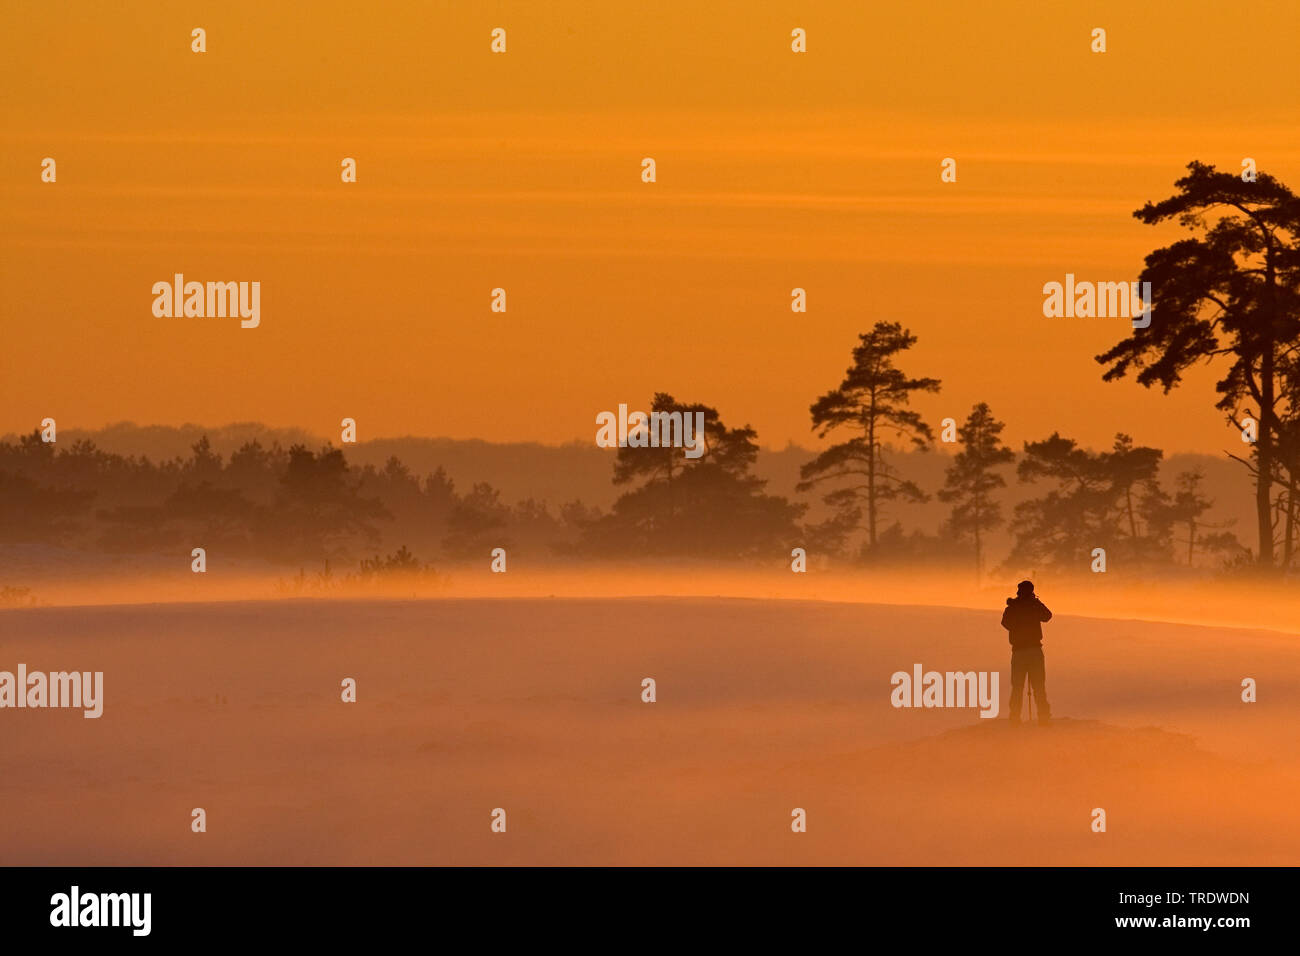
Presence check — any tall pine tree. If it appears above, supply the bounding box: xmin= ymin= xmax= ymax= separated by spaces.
xmin=937 ymin=403 xmax=1014 ymax=581
xmin=798 ymin=322 xmax=940 ymax=550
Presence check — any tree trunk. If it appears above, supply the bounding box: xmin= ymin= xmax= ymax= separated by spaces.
xmin=1258 ymin=354 xmax=1276 ymax=568
xmin=1284 ymin=472 xmax=1297 ymax=571
xmin=1258 ymin=238 xmax=1279 ymax=569
xmin=866 ymin=407 xmax=878 ymax=548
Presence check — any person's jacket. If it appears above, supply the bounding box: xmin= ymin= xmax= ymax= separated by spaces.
xmin=1001 ymin=595 xmax=1052 ymax=648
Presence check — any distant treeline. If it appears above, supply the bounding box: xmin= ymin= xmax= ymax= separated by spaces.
xmin=0 ymin=431 xmax=585 ymax=567
xmin=0 ymin=396 xmax=1247 ymax=575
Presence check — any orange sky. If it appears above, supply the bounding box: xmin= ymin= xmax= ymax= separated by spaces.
xmin=4 ymin=0 xmax=1300 ymax=453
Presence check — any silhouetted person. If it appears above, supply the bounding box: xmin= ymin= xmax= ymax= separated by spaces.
xmin=1001 ymin=579 xmax=1052 ymax=725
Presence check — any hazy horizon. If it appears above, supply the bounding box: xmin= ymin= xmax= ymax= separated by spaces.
xmin=0 ymin=416 xmax=1265 ymax=457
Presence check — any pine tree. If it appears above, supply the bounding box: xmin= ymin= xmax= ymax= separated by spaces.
xmin=1097 ymin=161 xmax=1300 ymax=569
xmin=798 ymin=322 xmax=940 ymax=550
xmin=937 ymin=403 xmax=1014 ymax=581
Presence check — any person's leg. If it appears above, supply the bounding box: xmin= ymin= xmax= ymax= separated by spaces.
xmin=1009 ymin=650 xmax=1027 ymax=721
xmin=1030 ymin=648 xmax=1051 ymax=723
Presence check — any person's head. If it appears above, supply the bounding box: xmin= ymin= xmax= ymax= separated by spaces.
xmin=1016 ymin=580 xmax=1035 ymax=597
